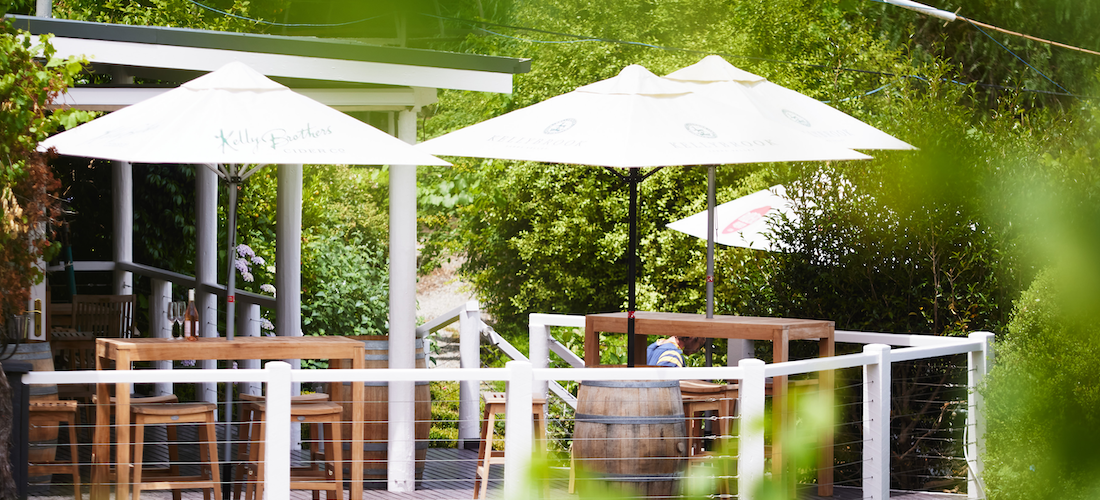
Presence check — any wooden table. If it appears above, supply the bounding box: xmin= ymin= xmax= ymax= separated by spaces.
xmin=92 ymin=336 xmax=366 ymax=500
xmin=584 ymin=311 xmax=835 ymax=496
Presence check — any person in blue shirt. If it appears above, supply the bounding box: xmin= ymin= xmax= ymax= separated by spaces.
xmin=646 ymin=336 xmax=707 ymax=367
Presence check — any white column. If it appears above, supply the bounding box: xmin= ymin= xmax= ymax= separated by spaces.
xmin=238 ymin=303 xmax=262 ymax=396
xmin=195 ymin=164 xmax=219 ymax=406
xmin=727 ymin=339 xmax=754 ymax=365
xmin=151 ymin=279 xmax=173 ymax=396
xmin=457 ymin=301 xmax=481 ymax=448
xmin=276 ymin=164 xmax=305 ymax=447
xmin=502 ymin=360 xmax=533 ymax=499
xmin=863 ymin=344 xmax=891 ymax=500
xmin=35 ymin=0 xmax=51 ymax=17
xmin=388 ymin=109 xmax=419 ymax=491
xmin=738 ymin=358 xmax=766 ymax=500
xmin=112 ymin=160 xmax=133 ymax=295
xmin=968 ymin=332 xmax=994 ymax=499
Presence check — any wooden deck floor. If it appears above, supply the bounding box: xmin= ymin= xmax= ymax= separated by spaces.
xmin=28 ymin=423 xmax=966 ymax=500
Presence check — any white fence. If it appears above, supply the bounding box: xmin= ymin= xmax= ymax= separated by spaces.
xmin=24 ymin=316 xmax=991 ymax=500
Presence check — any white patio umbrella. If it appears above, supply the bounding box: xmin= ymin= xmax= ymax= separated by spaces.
xmin=38 ymin=61 xmax=449 ymax=474
xmin=39 ymin=61 xmax=449 ymax=341
xmin=417 ymin=64 xmax=869 ymax=365
xmin=663 ymin=56 xmax=914 ymax=320
xmin=667 ymin=184 xmax=795 ymax=252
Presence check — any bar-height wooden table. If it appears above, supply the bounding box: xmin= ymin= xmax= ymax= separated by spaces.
xmin=584 ymin=311 xmax=835 ymax=496
xmin=92 ymin=336 xmax=366 ymax=500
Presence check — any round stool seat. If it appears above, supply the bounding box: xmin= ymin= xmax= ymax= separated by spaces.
xmin=131 ymin=402 xmax=216 ymax=416
xmin=680 ymin=379 xmax=725 ymax=394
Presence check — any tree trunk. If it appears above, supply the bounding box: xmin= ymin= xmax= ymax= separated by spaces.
xmin=0 ymin=363 xmax=16 ymax=500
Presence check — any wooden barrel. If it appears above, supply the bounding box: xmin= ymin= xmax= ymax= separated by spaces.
xmin=1 ymin=341 xmax=59 ymax=484
xmin=574 ymin=380 xmax=687 ymax=498
xmin=341 ymin=336 xmax=431 ymax=488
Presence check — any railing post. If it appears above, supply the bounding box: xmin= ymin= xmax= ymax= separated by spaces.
xmin=739 ymin=358 xmax=766 ymax=500
xmin=238 ymin=304 xmax=262 ymax=396
xmin=264 ymin=361 xmax=292 ymax=500
xmin=863 ymin=344 xmax=891 ymax=500
xmin=968 ymin=332 xmax=993 ymax=499
xmin=503 ymin=360 xmax=533 ymax=499
xmin=458 ymin=300 xmax=481 ymax=449
xmin=528 ymin=316 xmax=550 ymax=400
xmin=150 ymin=278 xmax=173 ymax=396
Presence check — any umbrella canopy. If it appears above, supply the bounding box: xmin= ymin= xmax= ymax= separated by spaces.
xmin=38 ymin=61 xmax=449 ymax=468
xmin=664 ymin=55 xmax=915 ymax=151
xmin=667 ymin=184 xmax=794 ymax=252
xmin=39 ymin=60 xmax=449 ymax=340
xmin=417 ymin=64 xmax=869 ymax=167
xmin=418 ymin=64 xmax=868 ymax=365
xmin=662 ymin=56 xmax=913 ymax=324
xmin=39 ymin=61 xmax=450 ymax=166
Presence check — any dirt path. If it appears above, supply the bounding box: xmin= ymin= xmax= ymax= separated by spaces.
xmin=416 ymin=255 xmax=476 ymax=369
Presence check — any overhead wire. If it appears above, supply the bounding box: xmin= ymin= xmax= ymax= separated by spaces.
xmin=179 ymin=1 xmax=1098 ymax=100
xmin=183 ymin=0 xmax=386 ymax=28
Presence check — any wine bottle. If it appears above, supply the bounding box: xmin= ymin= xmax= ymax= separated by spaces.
xmin=184 ymin=289 xmax=199 ymax=342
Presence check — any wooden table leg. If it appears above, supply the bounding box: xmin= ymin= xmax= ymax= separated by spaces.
xmin=633 ymin=333 xmax=648 ymax=366
xmin=115 ymin=352 xmax=132 ymax=500
xmin=92 ymin=352 xmax=111 ymax=500
xmin=347 ymin=354 xmax=365 ymax=500
xmin=771 ymin=328 xmax=790 ymax=494
xmin=818 ymin=334 xmax=835 ymax=496
xmin=584 ymin=319 xmax=598 ymax=367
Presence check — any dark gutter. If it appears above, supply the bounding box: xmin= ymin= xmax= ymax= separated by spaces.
xmin=6 ymin=14 xmax=531 ymax=75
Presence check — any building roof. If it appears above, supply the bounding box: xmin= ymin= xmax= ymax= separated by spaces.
xmin=7 ymin=14 xmax=531 ymax=111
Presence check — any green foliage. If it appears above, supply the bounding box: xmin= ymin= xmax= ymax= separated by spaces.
xmin=1 ymin=20 xmax=92 ymax=316
xmin=233 ymin=165 xmax=390 ymax=338
xmin=983 ymin=270 xmax=1100 ymax=500
xmin=981 ymin=95 xmax=1100 ymax=500
xmin=52 ymin=0 xmax=281 ymax=33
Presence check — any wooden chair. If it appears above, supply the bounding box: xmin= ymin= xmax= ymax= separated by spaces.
xmin=72 ymin=295 xmax=139 ymax=339
xmin=49 ymin=329 xmax=97 ymax=423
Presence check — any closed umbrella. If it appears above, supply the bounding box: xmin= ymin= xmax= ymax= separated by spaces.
xmin=417 ymin=64 xmax=868 ymax=365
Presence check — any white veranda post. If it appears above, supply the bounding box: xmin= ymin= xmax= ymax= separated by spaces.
xmin=389 ymin=109 xmax=419 ymax=492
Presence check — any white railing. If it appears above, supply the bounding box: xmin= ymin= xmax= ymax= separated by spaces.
xmin=25 ymin=325 xmax=991 ymax=500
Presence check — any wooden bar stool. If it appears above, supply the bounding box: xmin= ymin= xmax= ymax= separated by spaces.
xmin=243 ymin=401 xmax=344 ymax=500
xmin=680 ymin=380 xmax=730 ymax=459
xmin=474 ymin=392 xmax=547 ymax=500
xmin=232 ymin=393 xmax=331 ymax=500
xmin=95 ymin=393 xmax=186 ymax=494
xmin=28 ymin=400 xmax=81 ymax=500
xmin=130 ymin=402 xmax=221 ymax=500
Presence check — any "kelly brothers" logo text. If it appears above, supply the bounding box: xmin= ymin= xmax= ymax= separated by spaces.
xmin=216 ymin=124 xmax=334 ymax=152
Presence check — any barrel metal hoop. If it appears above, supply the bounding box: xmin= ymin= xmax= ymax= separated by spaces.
xmin=580 ymin=380 xmax=680 ymax=388
xmin=360 ymin=339 xmax=425 ymax=350
xmin=575 ymin=413 xmax=685 ymax=425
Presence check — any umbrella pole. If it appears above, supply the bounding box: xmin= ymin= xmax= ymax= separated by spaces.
xmin=706 ymin=165 xmax=715 ymax=319
xmin=222 ymin=170 xmax=239 ymax=499
xmin=627 ymin=168 xmax=639 ymax=367
xmin=705 ymin=165 xmax=716 ymax=366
